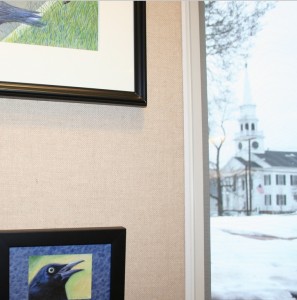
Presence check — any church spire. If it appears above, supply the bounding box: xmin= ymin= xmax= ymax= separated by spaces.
xmin=243 ymin=63 xmax=253 ymax=105
xmin=235 ymin=63 xmax=265 ymax=155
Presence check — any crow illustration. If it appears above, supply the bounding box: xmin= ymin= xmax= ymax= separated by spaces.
xmin=0 ymin=1 xmax=44 ymax=26
xmin=28 ymin=260 xmax=84 ymax=300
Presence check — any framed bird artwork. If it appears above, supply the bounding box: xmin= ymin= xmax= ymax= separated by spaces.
xmin=0 ymin=227 xmax=126 ymax=300
xmin=0 ymin=1 xmax=146 ymax=106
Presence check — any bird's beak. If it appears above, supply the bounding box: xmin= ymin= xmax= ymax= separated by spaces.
xmin=58 ymin=259 xmax=84 ymax=281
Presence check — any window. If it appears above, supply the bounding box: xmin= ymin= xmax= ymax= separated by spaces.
xmin=252 ymin=141 xmax=259 ymax=149
xmin=276 ymin=174 xmax=286 ymax=185
xmin=203 ymin=2 xmax=297 ymax=300
xmin=264 ymin=175 xmax=271 ymax=185
xmin=290 ymin=175 xmax=297 ymax=185
xmin=264 ymin=195 xmax=272 ymax=205
xmin=276 ymin=195 xmax=287 ymax=205
xmin=233 ymin=175 xmax=237 ymax=191
xmin=224 ymin=177 xmax=232 ymax=188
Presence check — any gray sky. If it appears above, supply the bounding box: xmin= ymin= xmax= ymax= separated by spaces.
xmin=213 ymin=1 xmax=297 ymax=165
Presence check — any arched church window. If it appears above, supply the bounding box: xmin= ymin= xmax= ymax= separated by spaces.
xmin=245 ymin=123 xmax=249 ymax=130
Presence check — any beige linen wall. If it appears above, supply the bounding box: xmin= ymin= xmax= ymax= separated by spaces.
xmin=0 ymin=2 xmax=184 ymax=299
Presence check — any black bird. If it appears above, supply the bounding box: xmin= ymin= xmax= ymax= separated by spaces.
xmin=0 ymin=1 xmax=44 ymax=26
xmin=28 ymin=259 xmax=84 ymax=300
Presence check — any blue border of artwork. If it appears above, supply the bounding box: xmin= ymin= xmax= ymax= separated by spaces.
xmin=9 ymin=244 xmax=111 ymax=300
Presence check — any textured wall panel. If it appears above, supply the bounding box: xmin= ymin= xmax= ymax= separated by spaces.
xmin=0 ymin=2 xmax=184 ymax=299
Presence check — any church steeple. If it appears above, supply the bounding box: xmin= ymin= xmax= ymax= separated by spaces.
xmin=235 ymin=64 xmax=265 ymax=155
xmin=243 ymin=63 xmax=253 ymax=105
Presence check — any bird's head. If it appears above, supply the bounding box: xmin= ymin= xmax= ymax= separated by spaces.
xmin=49 ymin=260 xmax=84 ymax=282
xmin=31 ymin=259 xmax=84 ymax=288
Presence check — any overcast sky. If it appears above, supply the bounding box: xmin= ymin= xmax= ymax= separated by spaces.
xmin=211 ymin=1 xmax=297 ymax=165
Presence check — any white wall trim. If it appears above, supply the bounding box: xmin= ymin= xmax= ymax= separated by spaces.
xmin=182 ymin=2 xmax=210 ymax=300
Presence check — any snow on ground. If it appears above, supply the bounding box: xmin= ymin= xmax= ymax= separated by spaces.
xmin=211 ymin=214 xmax=297 ymax=300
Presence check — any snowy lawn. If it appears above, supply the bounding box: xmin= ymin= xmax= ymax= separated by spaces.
xmin=211 ymin=214 xmax=297 ymax=300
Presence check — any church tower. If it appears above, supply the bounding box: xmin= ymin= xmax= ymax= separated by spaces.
xmin=235 ymin=64 xmax=265 ymax=156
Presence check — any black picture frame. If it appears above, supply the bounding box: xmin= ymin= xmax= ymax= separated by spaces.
xmin=0 ymin=227 xmax=126 ymax=300
xmin=0 ymin=2 xmax=146 ymax=107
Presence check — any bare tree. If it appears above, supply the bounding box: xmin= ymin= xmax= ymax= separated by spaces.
xmin=205 ymin=1 xmax=274 ymax=70
xmin=209 ymin=121 xmax=226 ymax=216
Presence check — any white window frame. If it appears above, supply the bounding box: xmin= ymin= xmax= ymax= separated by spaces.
xmin=276 ymin=174 xmax=286 ymax=185
xmin=264 ymin=174 xmax=271 ymax=185
xmin=276 ymin=194 xmax=287 ymax=205
xmin=264 ymin=194 xmax=272 ymax=206
xmin=182 ymin=2 xmax=210 ymax=300
xmin=290 ymin=175 xmax=297 ymax=185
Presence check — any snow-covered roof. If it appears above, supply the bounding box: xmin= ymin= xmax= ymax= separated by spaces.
xmin=235 ymin=157 xmax=262 ymax=168
xmin=255 ymin=151 xmax=297 ymax=168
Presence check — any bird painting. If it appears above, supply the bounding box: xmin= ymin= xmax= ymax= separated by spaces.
xmin=0 ymin=1 xmax=97 ymax=51
xmin=28 ymin=259 xmax=84 ymax=300
xmin=0 ymin=1 xmax=44 ymax=27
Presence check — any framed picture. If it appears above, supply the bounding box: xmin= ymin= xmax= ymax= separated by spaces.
xmin=0 ymin=1 xmax=146 ymax=106
xmin=0 ymin=227 xmax=126 ymax=300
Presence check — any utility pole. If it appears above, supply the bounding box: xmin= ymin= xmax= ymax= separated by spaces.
xmin=247 ymin=138 xmax=254 ymax=216
xmin=248 ymin=139 xmax=251 ymax=215
xmin=245 ymin=165 xmax=249 ymax=216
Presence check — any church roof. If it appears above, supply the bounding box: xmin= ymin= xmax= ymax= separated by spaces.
xmin=235 ymin=157 xmax=262 ymax=168
xmin=255 ymin=151 xmax=297 ymax=168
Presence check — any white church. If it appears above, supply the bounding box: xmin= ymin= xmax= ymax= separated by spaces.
xmin=218 ymin=67 xmax=297 ymax=215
